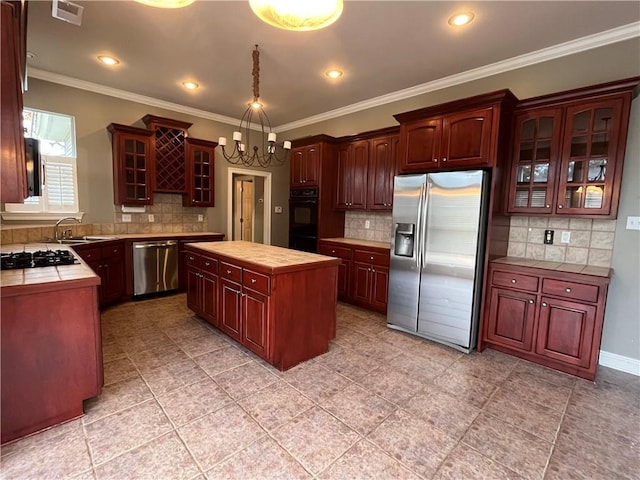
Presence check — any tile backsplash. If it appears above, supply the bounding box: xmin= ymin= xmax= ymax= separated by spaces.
xmin=344 ymin=211 xmax=392 ymax=243
xmin=507 ymin=216 xmax=616 ymax=267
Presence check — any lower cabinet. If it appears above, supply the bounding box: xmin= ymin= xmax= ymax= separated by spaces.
xmin=480 ymin=262 xmax=609 ymax=380
xmin=73 ymin=241 xmax=126 ymax=308
xmin=185 ymin=244 xmax=338 ymax=370
xmin=186 ymin=252 xmax=218 ymax=326
xmin=318 ymin=240 xmax=390 ymax=313
xmin=178 ymin=235 xmax=224 ymax=292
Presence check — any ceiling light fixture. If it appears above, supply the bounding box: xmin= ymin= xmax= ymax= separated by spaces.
xmin=182 ymin=81 xmax=199 ymax=90
xmin=448 ymin=12 xmax=475 ymax=26
xmin=134 ymin=0 xmax=195 ymax=8
xmin=97 ymin=55 xmax=120 ymax=66
xmin=326 ymin=69 xmax=343 ymax=79
xmin=218 ymin=45 xmax=291 ymax=168
xmin=249 ymin=0 xmax=343 ymax=31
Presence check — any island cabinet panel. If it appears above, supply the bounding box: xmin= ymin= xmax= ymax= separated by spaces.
xmin=479 ymin=261 xmax=610 ymax=380
xmin=186 ymin=252 xmax=219 ymax=326
xmin=317 ymin=243 xmax=352 ymax=301
xmin=178 ymin=235 xmax=224 ymax=292
xmin=185 ymin=242 xmax=339 ymax=370
xmin=1 ymin=284 xmax=103 ymax=444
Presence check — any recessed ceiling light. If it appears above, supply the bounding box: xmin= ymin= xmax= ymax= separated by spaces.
xmin=182 ymin=81 xmax=199 ymax=90
xmin=134 ymin=0 xmax=195 ymax=8
xmin=326 ymin=69 xmax=343 ymax=79
xmin=97 ymin=55 xmax=120 ymax=66
xmin=448 ymin=12 xmax=475 ymax=27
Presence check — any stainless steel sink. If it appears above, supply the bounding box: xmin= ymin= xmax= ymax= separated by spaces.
xmin=57 ymin=236 xmax=114 ymax=244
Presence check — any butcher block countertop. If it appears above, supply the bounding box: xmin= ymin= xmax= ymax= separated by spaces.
xmin=320 ymin=237 xmax=390 ymax=250
xmin=1 ymin=243 xmax=99 ymax=296
xmin=187 ymin=241 xmax=340 ymax=273
xmin=491 ymin=256 xmax=611 ymax=278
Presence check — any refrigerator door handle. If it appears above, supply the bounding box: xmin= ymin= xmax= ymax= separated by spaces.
xmin=418 ymin=180 xmax=429 ymax=269
xmin=415 ymin=183 xmax=425 ymax=269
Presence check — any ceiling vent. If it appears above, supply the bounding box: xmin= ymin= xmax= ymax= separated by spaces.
xmin=51 ymin=0 xmax=84 ymax=26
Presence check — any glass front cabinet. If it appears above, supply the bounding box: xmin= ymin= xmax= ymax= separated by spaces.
xmin=507 ymin=80 xmax=636 ymax=218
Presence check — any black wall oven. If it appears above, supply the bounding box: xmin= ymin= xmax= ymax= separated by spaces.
xmin=289 ymin=187 xmax=319 ymax=252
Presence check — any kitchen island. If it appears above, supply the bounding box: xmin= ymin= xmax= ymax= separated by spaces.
xmin=1 ymin=244 xmax=103 ymax=444
xmin=184 ymin=241 xmax=340 ymax=370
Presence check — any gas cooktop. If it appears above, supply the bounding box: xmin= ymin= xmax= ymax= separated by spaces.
xmin=0 ymin=250 xmax=80 ymax=270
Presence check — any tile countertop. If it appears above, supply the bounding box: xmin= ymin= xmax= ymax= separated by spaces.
xmin=491 ymin=256 xmax=611 ymax=278
xmin=321 ymin=237 xmax=391 ymax=250
xmin=187 ymin=241 xmax=341 ymax=272
xmin=1 ymin=243 xmax=100 ymax=295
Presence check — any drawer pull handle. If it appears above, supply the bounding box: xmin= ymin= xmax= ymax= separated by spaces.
xmin=529 ymin=300 xmax=534 ymax=304
xmin=332 ymin=250 xmax=335 ymax=253
xmin=511 ymin=279 xmax=517 ymax=284
xmin=370 ymin=256 xmax=374 ymax=260
xmin=251 ymin=278 xmax=256 ymax=283
xmin=205 ymin=262 xmax=210 ymax=266
xmin=542 ymin=302 xmax=548 ymax=307
xmin=226 ymin=269 xmax=232 ymax=274
xmin=189 ymin=256 xmax=194 ymax=260
xmin=565 ymin=288 xmax=571 ymax=293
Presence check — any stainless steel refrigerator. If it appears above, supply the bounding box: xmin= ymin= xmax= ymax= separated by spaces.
xmin=387 ymin=171 xmax=489 ymax=353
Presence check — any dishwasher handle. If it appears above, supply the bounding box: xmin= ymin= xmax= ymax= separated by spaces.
xmin=133 ymin=240 xmax=178 ymax=249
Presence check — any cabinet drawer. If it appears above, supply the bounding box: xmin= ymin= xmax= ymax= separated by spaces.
xmin=542 ymin=278 xmax=599 ymax=303
xmin=201 ymin=256 xmax=218 ymax=275
xmin=221 ymin=262 xmax=242 ymax=283
xmin=77 ymin=247 xmax=101 ymax=262
xmin=101 ymin=243 xmax=123 ymax=259
xmin=492 ymin=270 xmax=539 ymax=292
xmin=354 ymin=250 xmax=390 ymax=267
xmin=318 ymin=244 xmax=352 ymax=260
xmin=243 ymin=269 xmax=270 ymax=295
xmin=186 ymin=252 xmax=201 ymax=269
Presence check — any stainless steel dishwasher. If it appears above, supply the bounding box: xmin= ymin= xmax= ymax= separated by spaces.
xmin=132 ymin=240 xmax=179 ymax=296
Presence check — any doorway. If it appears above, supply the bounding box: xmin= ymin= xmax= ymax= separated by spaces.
xmin=227 ymin=168 xmax=272 ymax=244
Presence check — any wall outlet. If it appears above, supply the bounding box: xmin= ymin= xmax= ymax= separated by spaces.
xmin=274 ymin=206 xmax=283 ymax=214
xmin=560 ymin=231 xmax=571 ymax=244
xmin=365 ymin=220 xmax=371 ymax=229
xmin=122 ymin=214 xmax=131 ymax=223
xmin=148 ymin=214 xmax=155 ymax=223
xmin=626 ymin=216 xmax=640 ymax=230
xmin=197 ymin=214 xmax=204 ymax=222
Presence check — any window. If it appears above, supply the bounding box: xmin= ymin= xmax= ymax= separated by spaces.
xmin=5 ymin=108 xmax=79 ymax=215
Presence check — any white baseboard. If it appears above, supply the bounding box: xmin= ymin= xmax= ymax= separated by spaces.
xmin=599 ymin=350 xmax=640 ymax=376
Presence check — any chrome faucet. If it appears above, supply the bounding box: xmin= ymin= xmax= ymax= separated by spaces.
xmin=54 ymin=217 xmax=81 ymax=241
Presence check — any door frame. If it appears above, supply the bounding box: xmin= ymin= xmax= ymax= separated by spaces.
xmin=234 ymin=176 xmax=255 ymax=242
xmin=227 ymin=167 xmax=272 ymax=245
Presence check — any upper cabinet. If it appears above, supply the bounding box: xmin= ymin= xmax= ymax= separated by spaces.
xmin=142 ymin=115 xmax=192 ymax=194
xmin=368 ymin=135 xmax=399 ymax=210
xmin=183 ymin=138 xmax=217 ymax=207
xmin=394 ymin=91 xmax=517 ymax=174
xmin=1 ymin=1 xmax=28 ymax=204
xmin=335 ymin=140 xmax=369 ymax=210
xmin=290 ymin=144 xmax=320 ymax=187
xmin=108 ymin=124 xmax=155 ymax=205
xmin=507 ymin=78 xmax=639 ymax=218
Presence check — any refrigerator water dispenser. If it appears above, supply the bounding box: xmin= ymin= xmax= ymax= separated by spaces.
xmin=394 ymin=223 xmax=415 ymax=257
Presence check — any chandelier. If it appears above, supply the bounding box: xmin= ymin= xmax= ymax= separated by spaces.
xmin=249 ymin=0 xmax=343 ymax=31
xmin=218 ymin=45 xmax=291 ymax=168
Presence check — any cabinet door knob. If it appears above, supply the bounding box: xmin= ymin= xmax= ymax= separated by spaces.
xmin=205 ymin=262 xmax=210 ymax=266
xmin=529 ymin=300 xmax=534 ymax=304
xmin=511 ymin=279 xmax=517 ymax=284
xmin=558 ymin=205 xmax=563 ymax=209
xmin=432 ymin=158 xmax=438 ymax=163
xmin=226 ymin=269 xmax=231 ymax=274
xmin=370 ymin=256 xmax=374 ymax=260
xmin=251 ymin=278 xmax=257 ymax=283
xmin=542 ymin=302 xmax=548 ymax=307
xmin=331 ymin=250 xmax=335 ymax=253
xmin=565 ymin=288 xmax=571 ymax=293
xmin=442 ymin=157 xmax=447 ymax=162
xmin=546 ymin=204 xmax=550 ymax=208
xmin=189 ymin=256 xmax=194 ymax=260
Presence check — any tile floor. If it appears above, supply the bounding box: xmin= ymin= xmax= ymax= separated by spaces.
xmin=1 ymin=294 xmax=639 ymax=479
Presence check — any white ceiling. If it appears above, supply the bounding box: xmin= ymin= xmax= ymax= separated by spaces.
xmin=26 ymin=1 xmax=640 ymax=130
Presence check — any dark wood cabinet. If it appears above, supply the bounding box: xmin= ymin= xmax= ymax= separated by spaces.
xmin=290 ymin=144 xmax=320 ymax=187
xmin=319 ymin=239 xmax=390 ymax=314
xmin=107 ymin=124 xmax=155 ymax=205
xmin=73 ymin=241 xmax=126 ymax=308
xmin=368 ymin=135 xmax=398 ymax=210
xmin=480 ymin=261 xmax=610 ymax=380
xmin=335 ymin=140 xmax=369 ymax=210
xmin=1 ymin=1 xmax=28 ymax=204
xmin=178 ymin=236 xmax=224 ymax=292
xmin=185 ymin=243 xmax=338 ymax=370
xmin=142 ymin=115 xmax=192 ymax=194
xmin=183 ymin=137 xmax=217 ymax=207
xmin=506 ymin=78 xmax=638 ymax=218
xmin=185 ymin=252 xmax=218 ymax=327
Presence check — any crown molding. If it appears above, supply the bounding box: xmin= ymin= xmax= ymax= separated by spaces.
xmin=28 ymin=22 xmax=640 ymax=133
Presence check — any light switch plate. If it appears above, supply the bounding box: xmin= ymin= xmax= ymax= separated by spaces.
xmin=626 ymin=216 xmax=640 ymax=230
xmin=560 ymin=231 xmax=571 ymax=243
xmin=365 ymin=220 xmax=371 ymax=229
xmin=148 ymin=214 xmax=154 ymax=223
xmin=274 ymin=206 xmax=282 ymax=214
